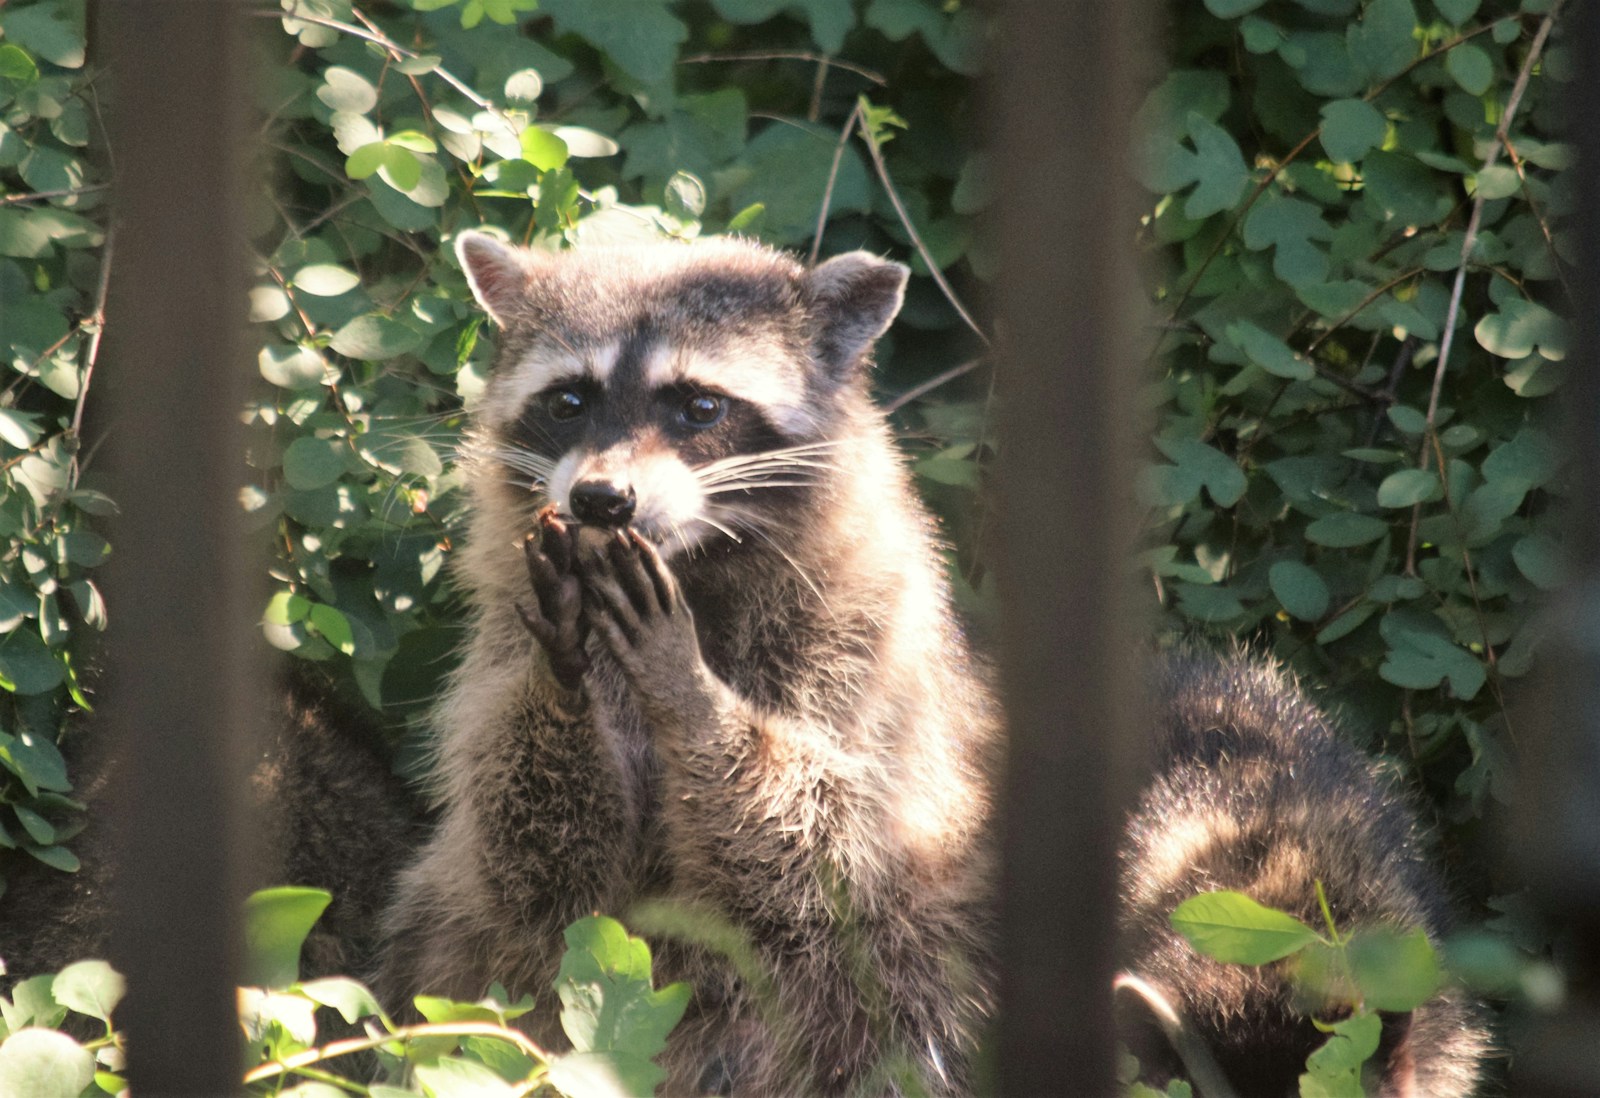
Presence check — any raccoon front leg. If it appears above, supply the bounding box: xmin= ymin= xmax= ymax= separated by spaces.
xmin=516 ymin=511 xmax=590 ymax=690
xmin=577 ymin=532 xmax=967 ymax=1092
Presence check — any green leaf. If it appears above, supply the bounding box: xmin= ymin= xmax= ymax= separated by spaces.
xmin=547 ymin=1050 xmax=666 ymax=1098
xmin=413 ymin=1058 xmax=519 ymax=1097
xmin=1376 ymin=468 xmax=1442 ymax=508
xmin=329 ymin=314 xmax=423 ymax=361
xmin=344 ymin=141 xmax=387 ymax=180
xmin=1433 ymin=0 xmax=1481 ymax=24
xmin=0 ymin=3 xmax=85 ymax=69
xmin=291 ymin=264 xmax=360 ymax=297
xmin=297 ymin=977 xmax=383 ymax=1025
xmin=0 ymin=409 xmax=43 ymax=450
xmin=1446 ymin=42 xmax=1494 ymax=96
xmin=557 ymin=916 xmax=691 ymax=1063
xmin=1348 ymin=0 xmax=1418 ymax=81
xmin=1300 ymin=1011 xmax=1382 ymax=1094
xmin=1170 ymin=890 xmax=1322 ymax=965
xmin=1226 ymin=320 xmax=1314 ymax=380
xmin=243 ymin=886 xmax=331 ymax=989
xmin=1474 ymin=298 xmax=1568 ymax=360
xmin=0 ymin=630 xmax=65 ymax=695
xmin=0 ymin=1028 xmax=95 ymax=1098
xmin=1319 ymin=98 xmax=1386 ymax=163
xmin=308 ymin=604 xmax=356 ymax=655
xmin=1348 ymin=927 xmax=1441 ymax=1011
xmin=316 ymin=66 xmax=377 ymax=114
xmin=259 ymin=345 xmax=330 ymax=391
xmin=1305 ymin=513 xmax=1388 ymax=548
xmin=538 ymin=0 xmax=690 ymax=85
xmin=13 ymin=805 xmax=53 ymax=844
xmin=0 ymin=45 xmax=40 ymax=84
xmin=521 ymin=127 xmax=570 ymax=172
xmin=1153 ymin=437 xmax=1247 ymax=506
xmin=1183 ymin=113 xmax=1250 ymax=219
xmin=281 ymin=436 xmax=347 ymax=492
xmin=504 ymin=67 xmax=544 ymax=103
xmin=1270 ymin=561 xmax=1331 ymax=621
xmin=1242 ymin=194 xmax=1333 ymax=286
xmin=1379 ymin=616 xmax=1485 ymax=698
xmin=661 ymin=171 xmax=706 ymax=222
xmin=51 ymin=961 xmax=124 ymax=1023
xmin=1362 ymin=150 xmax=1443 ymax=226
xmin=378 ymin=145 xmax=421 ymax=192
xmin=1205 ymin=0 xmax=1269 ymax=14
xmin=726 ymin=122 xmax=870 ymax=245
xmin=1482 ymin=427 xmax=1560 ymax=487
xmin=1512 ymin=534 xmax=1564 ymax=590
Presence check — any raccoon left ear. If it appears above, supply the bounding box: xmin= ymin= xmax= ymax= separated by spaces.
xmin=455 ymin=230 xmax=545 ymax=328
xmin=804 ymin=252 xmax=909 ymax=380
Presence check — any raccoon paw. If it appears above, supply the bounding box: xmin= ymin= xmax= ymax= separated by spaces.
xmin=577 ymin=529 xmax=707 ymax=711
xmin=518 ymin=512 xmax=590 ymax=690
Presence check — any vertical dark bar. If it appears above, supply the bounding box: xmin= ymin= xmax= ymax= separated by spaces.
xmin=993 ymin=1 xmax=1148 ymax=1092
xmin=100 ymin=3 xmax=253 ymax=1090
xmin=1510 ymin=4 xmax=1600 ymax=1094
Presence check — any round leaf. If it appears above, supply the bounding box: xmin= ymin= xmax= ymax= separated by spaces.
xmin=0 ymin=1029 xmax=95 ymax=1098
xmin=281 ymin=437 xmax=347 ymax=492
xmin=520 ymin=126 xmax=570 ymax=172
xmin=291 ymin=264 xmax=360 ymax=297
xmin=52 ymin=960 xmax=125 ymax=1023
xmin=1445 ymin=42 xmax=1493 ymax=96
xmin=1376 ymin=468 xmax=1442 ymax=508
xmin=1269 ymin=560 xmax=1331 ymax=621
xmin=1319 ymin=98 xmax=1386 ymax=163
xmin=1305 ymin=512 xmax=1389 ymax=547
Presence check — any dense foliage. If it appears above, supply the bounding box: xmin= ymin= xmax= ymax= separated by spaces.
xmin=0 ymin=0 xmax=1581 ymax=1092
xmin=1137 ymin=0 xmax=1570 ymax=937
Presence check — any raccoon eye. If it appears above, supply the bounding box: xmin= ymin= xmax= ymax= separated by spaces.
xmin=545 ymin=388 xmax=585 ymax=421
xmin=681 ymin=393 xmax=727 ymax=428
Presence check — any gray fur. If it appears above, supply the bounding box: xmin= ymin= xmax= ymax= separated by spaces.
xmin=1119 ymin=647 xmax=1491 ymax=1096
xmin=378 ymin=235 xmax=999 ymax=1095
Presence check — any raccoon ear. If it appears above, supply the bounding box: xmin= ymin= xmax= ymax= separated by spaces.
xmin=804 ymin=251 xmax=909 ymax=379
xmin=455 ymin=230 xmax=543 ymax=327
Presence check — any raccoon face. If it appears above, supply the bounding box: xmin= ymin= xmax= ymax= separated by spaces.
xmin=455 ymin=232 xmax=907 ymax=557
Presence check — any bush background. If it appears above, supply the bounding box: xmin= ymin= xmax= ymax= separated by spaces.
xmin=0 ymin=0 xmax=1580 ymax=1088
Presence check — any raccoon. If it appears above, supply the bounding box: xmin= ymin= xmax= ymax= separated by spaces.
xmin=375 ymin=234 xmax=1000 ymax=1095
xmin=1116 ymin=648 xmax=1491 ymax=1096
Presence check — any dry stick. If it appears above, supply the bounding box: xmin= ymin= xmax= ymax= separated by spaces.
xmin=808 ymin=101 xmax=862 ymax=265
xmin=680 ymin=51 xmax=887 ymax=86
xmin=1406 ymin=4 xmax=1563 ymax=571
xmin=884 ymin=358 xmax=985 ymax=413
xmin=242 ymin=1020 xmax=552 ymax=1085
xmin=262 ymin=4 xmax=500 ymax=117
xmin=858 ymin=123 xmax=991 ymax=347
xmin=68 ymin=226 xmax=114 ymax=487
xmin=0 ymin=184 xmax=110 ymax=207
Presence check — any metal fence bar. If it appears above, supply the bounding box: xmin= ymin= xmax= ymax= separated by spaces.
xmin=99 ymin=3 xmax=255 ymax=1090
xmin=993 ymin=3 xmax=1149 ymax=1091
xmin=1510 ymin=4 xmax=1600 ymax=1092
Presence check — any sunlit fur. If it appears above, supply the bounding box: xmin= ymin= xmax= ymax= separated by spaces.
xmin=1119 ymin=648 xmax=1491 ymax=1096
xmin=377 ymin=235 xmax=1000 ymax=1096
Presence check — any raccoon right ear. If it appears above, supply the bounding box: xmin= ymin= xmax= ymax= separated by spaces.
xmin=455 ymin=230 xmax=544 ymax=328
xmin=804 ymin=251 xmax=909 ymax=380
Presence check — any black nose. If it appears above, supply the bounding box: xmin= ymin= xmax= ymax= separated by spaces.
xmin=569 ymin=480 xmax=637 ymax=527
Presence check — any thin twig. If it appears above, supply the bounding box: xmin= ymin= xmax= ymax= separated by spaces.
xmin=1417 ymin=5 xmax=1561 ymax=438
xmin=680 ymin=51 xmax=886 ymax=86
xmin=68 ymin=228 xmax=114 ymax=487
xmin=0 ymin=184 xmax=110 ymax=207
xmin=259 ymin=4 xmax=499 ymax=116
xmin=884 ymin=358 xmax=985 ymax=413
xmin=858 ymin=120 xmax=990 ymax=346
xmin=242 ymin=1020 xmax=552 ymax=1085
xmin=808 ymin=101 xmax=861 ymax=264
